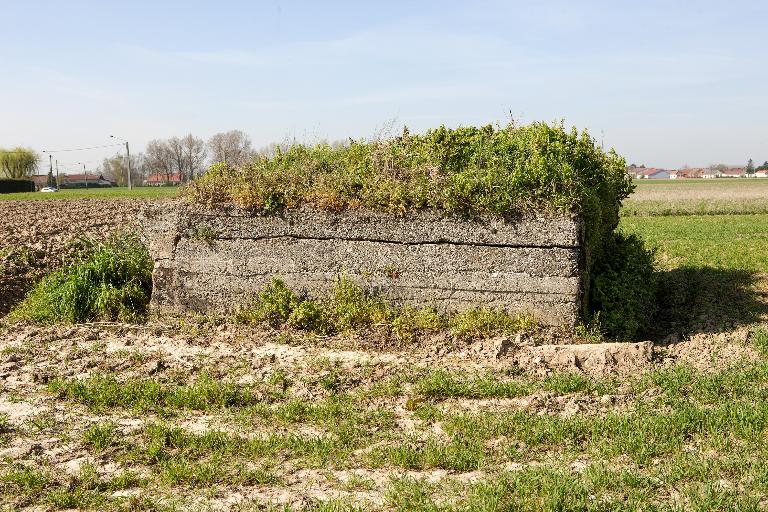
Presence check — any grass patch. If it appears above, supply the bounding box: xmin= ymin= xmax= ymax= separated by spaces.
xmin=750 ymin=327 xmax=768 ymax=357
xmin=369 ymin=436 xmax=485 ymax=472
xmin=48 ymin=373 xmax=271 ymax=412
xmin=83 ymin=422 xmax=117 ymax=452
xmin=8 ymin=234 xmax=153 ymax=324
xmin=414 ymin=370 xmax=532 ymax=399
xmin=0 ymin=186 xmax=179 ymax=201
xmin=620 ymin=214 xmax=768 ymax=272
xmin=236 ymin=277 xmax=536 ymax=340
xmin=0 ymin=463 xmax=142 ymax=510
xmin=129 ymin=423 xmax=356 ymax=470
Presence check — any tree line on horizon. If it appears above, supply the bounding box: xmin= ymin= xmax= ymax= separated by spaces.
xmin=0 ymin=129 xmax=266 ymax=186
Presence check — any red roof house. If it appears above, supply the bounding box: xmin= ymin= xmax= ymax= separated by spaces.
xmin=146 ymin=173 xmax=183 ymax=186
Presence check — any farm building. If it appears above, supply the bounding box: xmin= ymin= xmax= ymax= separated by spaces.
xmin=145 ymin=173 xmax=183 ymax=186
xmin=721 ymin=167 xmax=745 ymax=178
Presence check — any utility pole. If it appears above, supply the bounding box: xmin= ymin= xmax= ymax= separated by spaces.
xmin=83 ymin=163 xmax=88 ymax=189
xmin=48 ymin=155 xmax=53 ymax=189
xmin=125 ymin=141 xmax=132 ymax=190
xmin=110 ymin=135 xmax=132 ymax=190
xmin=55 ymin=160 xmax=59 ymax=189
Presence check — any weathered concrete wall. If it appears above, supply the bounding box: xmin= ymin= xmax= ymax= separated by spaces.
xmin=143 ymin=203 xmax=586 ymax=326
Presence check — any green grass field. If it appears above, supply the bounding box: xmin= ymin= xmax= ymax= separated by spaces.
xmin=621 ymin=214 xmax=768 ymax=272
xmin=0 ymin=187 xmax=179 ymax=201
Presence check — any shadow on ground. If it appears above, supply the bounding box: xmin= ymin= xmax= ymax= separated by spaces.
xmin=646 ymin=267 xmax=768 ymax=340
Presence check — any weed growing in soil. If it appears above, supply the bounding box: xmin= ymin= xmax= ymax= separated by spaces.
xmin=8 ymin=234 xmax=152 ymax=324
xmin=235 ymin=277 xmax=536 ymax=340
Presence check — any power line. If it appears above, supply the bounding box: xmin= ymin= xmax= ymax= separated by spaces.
xmin=41 ymin=143 xmax=124 ymax=153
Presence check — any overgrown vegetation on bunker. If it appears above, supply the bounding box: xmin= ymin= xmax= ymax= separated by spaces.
xmin=188 ymin=122 xmax=631 ymax=220
xmin=8 ymin=234 xmax=152 ymax=324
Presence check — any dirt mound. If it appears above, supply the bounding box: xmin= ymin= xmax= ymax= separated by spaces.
xmin=515 ymin=341 xmax=654 ymax=375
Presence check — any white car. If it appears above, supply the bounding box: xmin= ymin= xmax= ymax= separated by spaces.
xmin=40 ymin=186 xmax=58 ymax=193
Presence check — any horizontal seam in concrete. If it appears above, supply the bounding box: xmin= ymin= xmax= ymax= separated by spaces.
xmin=183 ymin=234 xmax=580 ymax=250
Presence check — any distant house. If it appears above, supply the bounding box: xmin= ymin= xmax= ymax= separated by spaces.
xmin=634 ymin=168 xmax=670 ymax=179
xmin=701 ymin=169 xmax=722 ymax=179
xmin=145 ymin=173 xmax=183 ymax=186
xmin=674 ymin=168 xmax=705 ymax=179
xmin=755 ymin=170 xmax=768 ymax=178
xmin=720 ymin=167 xmax=745 ymax=178
xmin=60 ymin=173 xmax=114 ymax=188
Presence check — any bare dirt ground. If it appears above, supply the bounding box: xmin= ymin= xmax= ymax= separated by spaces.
xmin=2 ymin=197 xmax=768 ymax=510
xmin=0 ymin=320 xmax=762 ymax=510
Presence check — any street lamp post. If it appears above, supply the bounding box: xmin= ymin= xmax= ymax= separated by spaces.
xmin=110 ymin=135 xmax=132 ymax=190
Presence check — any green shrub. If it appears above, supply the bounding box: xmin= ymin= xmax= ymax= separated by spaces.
xmin=237 ymin=277 xmax=534 ymax=340
xmin=329 ymin=276 xmax=389 ymax=330
xmin=8 ymin=234 xmax=153 ymax=324
xmin=450 ymin=308 xmax=536 ymax=340
xmin=244 ymin=278 xmax=299 ymax=327
xmin=589 ymin=233 xmax=657 ymax=339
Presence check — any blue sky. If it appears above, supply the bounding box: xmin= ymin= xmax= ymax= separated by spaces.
xmin=1 ymin=0 xmax=766 ymax=170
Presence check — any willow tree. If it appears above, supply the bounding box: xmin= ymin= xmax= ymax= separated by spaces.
xmin=0 ymin=147 xmax=39 ymax=178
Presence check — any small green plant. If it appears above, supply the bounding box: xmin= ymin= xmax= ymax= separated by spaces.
xmin=8 ymin=234 xmax=153 ymax=324
xmin=189 ymin=225 xmax=217 ymax=245
xmin=575 ymin=312 xmax=605 ymax=343
xmin=82 ymin=422 xmax=116 ymax=452
xmin=244 ymin=278 xmax=299 ymax=327
xmin=450 ymin=308 xmax=536 ymax=339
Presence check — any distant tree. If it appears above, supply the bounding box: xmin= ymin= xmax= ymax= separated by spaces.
xmin=101 ymin=152 xmax=146 ymax=186
xmin=145 ymin=139 xmax=176 ymax=181
xmin=757 ymin=161 xmax=768 ymax=171
xmin=181 ymin=134 xmax=207 ymax=181
xmin=0 ymin=147 xmax=39 ymax=178
xmin=208 ymin=130 xmax=254 ymax=167
xmin=746 ymin=158 xmax=755 ymax=175
xmin=145 ymin=135 xmax=206 ymax=183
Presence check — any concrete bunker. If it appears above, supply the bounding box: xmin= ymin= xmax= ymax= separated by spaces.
xmin=144 ymin=204 xmax=586 ymax=327
xmin=142 ymin=121 xmax=640 ymax=334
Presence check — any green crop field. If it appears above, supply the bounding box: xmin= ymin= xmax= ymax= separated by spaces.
xmin=623 ymin=179 xmax=768 ymax=216
xmin=0 ymin=186 xmax=179 ymax=201
xmin=622 ymin=180 xmax=768 ymax=271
